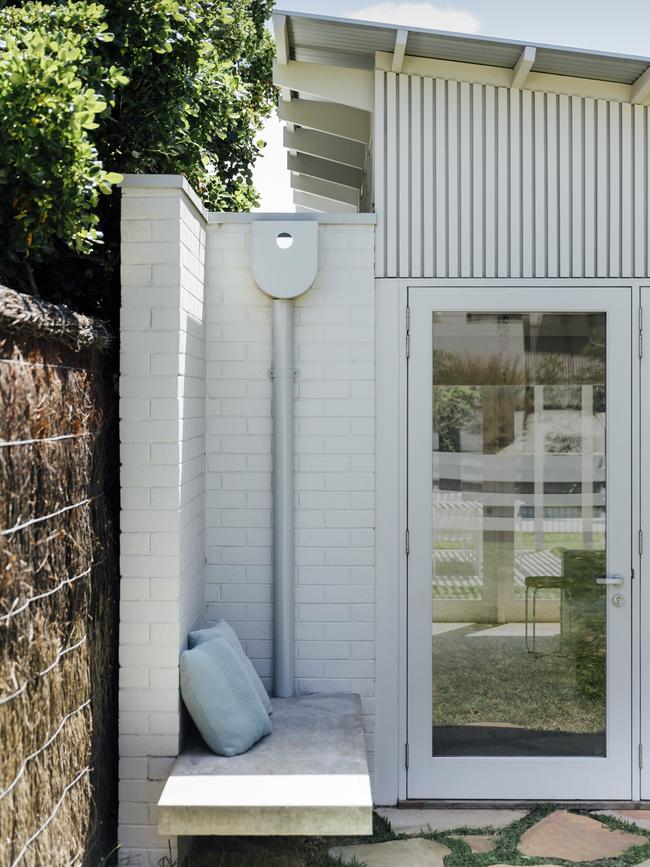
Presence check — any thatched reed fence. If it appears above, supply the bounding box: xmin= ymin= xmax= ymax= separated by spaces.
xmin=0 ymin=287 xmax=118 ymax=865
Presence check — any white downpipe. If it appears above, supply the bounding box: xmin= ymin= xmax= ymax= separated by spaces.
xmin=250 ymin=221 xmax=318 ymax=698
xmin=272 ymin=299 xmax=295 ymax=698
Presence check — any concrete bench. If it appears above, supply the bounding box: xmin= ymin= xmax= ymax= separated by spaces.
xmin=157 ymin=693 xmax=373 ymax=837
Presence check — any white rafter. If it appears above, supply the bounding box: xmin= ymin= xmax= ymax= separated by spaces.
xmin=277 ymin=99 xmax=372 ymax=145
xmin=287 ymin=153 xmax=362 ymax=189
xmin=632 ymin=65 xmax=650 ymax=105
xmin=283 ymin=127 xmax=366 ymax=169
xmin=273 ymin=60 xmax=373 ymax=112
xmin=392 ymin=29 xmax=408 ymax=74
xmin=511 ymin=45 xmax=536 ymax=89
xmin=293 ymin=191 xmax=357 ymax=213
xmin=273 ymin=14 xmax=290 ymax=66
xmin=290 ymin=174 xmax=361 ymax=208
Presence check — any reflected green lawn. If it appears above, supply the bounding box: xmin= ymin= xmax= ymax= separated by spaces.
xmin=435 ymin=532 xmax=605 ymax=551
xmin=432 ymin=625 xmax=605 ymax=734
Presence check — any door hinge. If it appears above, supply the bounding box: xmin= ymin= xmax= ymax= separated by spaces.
xmin=405 ymin=742 xmax=410 ymax=769
xmin=640 ymin=307 xmax=644 ymax=358
xmin=405 ymin=528 xmax=410 ymax=556
xmin=640 ymin=530 xmax=644 ymax=556
xmin=406 ymin=306 xmax=411 ymax=358
xmin=640 ymin=743 xmax=644 ymax=770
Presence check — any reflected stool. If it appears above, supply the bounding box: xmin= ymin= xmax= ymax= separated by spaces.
xmin=524 ymin=575 xmax=568 ymax=655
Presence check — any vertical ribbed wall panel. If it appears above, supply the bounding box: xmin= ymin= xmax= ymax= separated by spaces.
xmin=375 ymin=71 xmax=650 ymax=278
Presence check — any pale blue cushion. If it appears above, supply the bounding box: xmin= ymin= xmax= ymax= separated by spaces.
xmin=188 ymin=620 xmax=272 ymax=714
xmin=180 ymin=636 xmax=272 ymax=757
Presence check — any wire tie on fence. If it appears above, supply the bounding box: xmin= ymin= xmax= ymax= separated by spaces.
xmin=0 ymin=357 xmax=109 ymax=375
xmin=0 ymin=560 xmax=102 ymax=623
xmin=0 ymin=635 xmax=87 ymax=705
xmin=9 ymin=765 xmax=90 ymax=867
xmin=0 ymin=699 xmax=91 ymax=801
xmin=0 ymin=494 xmax=102 ymax=536
xmin=0 ymin=430 xmax=102 ymax=448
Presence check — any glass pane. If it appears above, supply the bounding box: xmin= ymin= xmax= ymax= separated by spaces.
xmin=431 ymin=312 xmax=606 ymax=757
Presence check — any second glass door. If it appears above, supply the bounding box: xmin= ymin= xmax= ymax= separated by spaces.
xmin=407 ymin=287 xmax=633 ymax=800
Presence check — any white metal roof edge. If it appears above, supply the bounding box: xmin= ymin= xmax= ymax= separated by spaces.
xmin=275 ymin=8 xmax=650 ymax=77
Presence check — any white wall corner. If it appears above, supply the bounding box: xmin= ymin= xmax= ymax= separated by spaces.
xmin=119 ymin=174 xmax=208 ymax=862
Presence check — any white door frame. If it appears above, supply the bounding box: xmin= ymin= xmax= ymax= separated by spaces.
xmin=634 ymin=283 xmax=650 ymax=800
xmin=373 ymin=278 xmax=642 ymax=806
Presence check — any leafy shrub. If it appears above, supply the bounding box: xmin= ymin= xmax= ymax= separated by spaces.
xmin=0 ymin=0 xmax=275 ymax=311
xmin=99 ymin=0 xmax=275 ymax=211
xmin=0 ymin=2 xmax=126 ymax=288
xmin=563 ymin=549 xmax=606 ymax=704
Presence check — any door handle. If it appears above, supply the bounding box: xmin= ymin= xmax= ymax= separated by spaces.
xmin=595 ymin=574 xmax=624 ymax=586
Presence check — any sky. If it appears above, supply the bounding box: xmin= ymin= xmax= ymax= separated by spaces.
xmin=252 ymin=0 xmax=650 ymax=211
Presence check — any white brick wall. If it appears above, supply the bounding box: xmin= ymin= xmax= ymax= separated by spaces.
xmin=120 ymin=177 xmax=207 ymax=865
xmin=204 ymin=221 xmax=377 ymax=765
xmin=120 ymin=179 xmax=377 ymax=862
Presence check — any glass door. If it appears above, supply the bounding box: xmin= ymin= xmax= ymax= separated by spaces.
xmin=407 ymin=287 xmax=632 ymax=800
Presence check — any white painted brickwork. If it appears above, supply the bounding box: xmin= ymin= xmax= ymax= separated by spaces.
xmin=204 ymin=221 xmax=377 ymax=764
xmin=119 ymin=180 xmax=377 ymax=863
xmin=120 ymin=178 xmax=207 ymax=865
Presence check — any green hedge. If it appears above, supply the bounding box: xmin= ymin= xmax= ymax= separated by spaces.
xmin=0 ymin=2 xmax=125 ymax=282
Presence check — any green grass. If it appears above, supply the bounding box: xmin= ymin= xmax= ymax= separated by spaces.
xmin=186 ymin=814 xmax=395 ymax=867
xmin=434 ymin=533 xmax=605 ymax=553
xmin=435 ymin=809 xmax=650 ymax=867
xmin=432 ymin=626 xmax=604 ymax=734
xmin=516 ymin=532 xmax=605 ymax=553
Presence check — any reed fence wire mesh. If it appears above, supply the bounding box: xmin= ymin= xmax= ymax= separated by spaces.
xmin=0 ymin=286 xmax=119 ymax=866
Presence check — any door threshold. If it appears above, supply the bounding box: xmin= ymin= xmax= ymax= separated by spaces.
xmin=400 ymin=800 xmax=650 ymax=810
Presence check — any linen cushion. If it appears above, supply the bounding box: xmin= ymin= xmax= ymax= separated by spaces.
xmin=180 ymin=636 xmax=272 ymax=756
xmin=188 ymin=620 xmax=272 ymax=714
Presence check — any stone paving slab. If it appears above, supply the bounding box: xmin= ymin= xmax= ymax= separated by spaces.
xmin=329 ymin=838 xmax=451 ymax=867
xmin=450 ymin=833 xmax=497 ymax=853
xmin=376 ymin=808 xmax=526 ymax=834
xmin=519 ymin=811 xmax=646 ymax=862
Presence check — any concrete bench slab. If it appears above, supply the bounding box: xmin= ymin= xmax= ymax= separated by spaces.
xmin=157 ymin=693 xmax=372 ymax=837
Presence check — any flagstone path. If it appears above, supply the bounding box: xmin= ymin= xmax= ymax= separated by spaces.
xmin=330 ymin=808 xmax=650 ymax=867
xmin=518 ymin=810 xmax=646 ymax=861
xmin=330 ymin=838 xmax=450 ymax=866
xmin=376 ymin=807 xmax=526 ymax=834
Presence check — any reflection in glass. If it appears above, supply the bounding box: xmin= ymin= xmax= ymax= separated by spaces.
xmin=431 ymin=313 xmax=606 ymax=757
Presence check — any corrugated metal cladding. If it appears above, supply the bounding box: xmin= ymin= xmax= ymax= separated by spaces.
xmin=374 ymin=70 xmax=650 ymax=279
